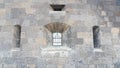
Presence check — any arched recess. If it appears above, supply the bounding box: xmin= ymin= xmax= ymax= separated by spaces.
xmin=44 ymin=22 xmax=69 ymax=33
xmin=44 ymin=23 xmax=70 ymax=46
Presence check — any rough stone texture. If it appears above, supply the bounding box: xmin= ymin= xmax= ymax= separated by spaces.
xmin=0 ymin=0 xmax=120 ymax=68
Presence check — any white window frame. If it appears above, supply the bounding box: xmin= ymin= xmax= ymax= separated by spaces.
xmin=52 ymin=32 xmax=62 ymax=46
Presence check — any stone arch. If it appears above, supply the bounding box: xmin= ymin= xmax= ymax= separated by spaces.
xmin=44 ymin=22 xmax=70 ymax=33
xmin=44 ymin=23 xmax=70 ymax=46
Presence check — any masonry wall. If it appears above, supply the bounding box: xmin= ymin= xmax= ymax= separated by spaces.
xmin=0 ymin=0 xmax=120 ymax=68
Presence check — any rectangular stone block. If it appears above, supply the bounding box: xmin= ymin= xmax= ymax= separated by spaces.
xmin=77 ymin=32 xmax=92 ymax=39
xmin=89 ymin=65 xmax=95 ymax=68
xmin=10 ymin=8 xmax=26 ymax=19
xmin=96 ymin=64 xmax=107 ymax=68
xmin=57 ymin=64 xmax=64 ymax=68
xmin=27 ymin=64 xmax=36 ymax=68
xmin=113 ymin=22 xmax=120 ymax=27
xmin=111 ymin=27 xmax=120 ymax=34
xmin=0 ymin=3 xmax=5 ymax=8
xmin=46 ymin=64 xmax=56 ymax=68
xmin=3 ymin=64 xmax=16 ymax=68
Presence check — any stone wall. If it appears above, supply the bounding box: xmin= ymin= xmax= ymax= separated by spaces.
xmin=0 ymin=0 xmax=120 ymax=68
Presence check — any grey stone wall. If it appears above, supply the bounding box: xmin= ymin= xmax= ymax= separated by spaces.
xmin=0 ymin=0 xmax=120 ymax=68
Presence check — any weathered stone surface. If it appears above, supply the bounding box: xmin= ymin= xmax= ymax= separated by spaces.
xmin=113 ymin=22 xmax=120 ymax=27
xmin=3 ymin=64 xmax=16 ymax=68
xmin=0 ymin=0 xmax=119 ymax=68
xmin=10 ymin=8 xmax=26 ymax=19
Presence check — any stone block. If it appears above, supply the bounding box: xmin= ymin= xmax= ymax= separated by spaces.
xmin=76 ymin=38 xmax=84 ymax=45
xmin=0 ymin=3 xmax=5 ymax=8
xmin=89 ymin=64 xmax=95 ymax=68
xmin=111 ymin=27 xmax=119 ymax=34
xmin=75 ymin=64 xmax=88 ymax=68
xmin=4 ymin=0 xmax=14 ymax=3
xmin=114 ymin=61 xmax=120 ymax=68
xmin=100 ymin=27 xmax=111 ymax=33
xmin=116 ymin=0 xmax=120 ymax=6
xmin=114 ymin=11 xmax=120 ymax=16
xmin=113 ymin=22 xmax=120 ymax=27
xmin=57 ymin=64 xmax=64 ymax=68
xmin=65 ymin=64 xmax=75 ymax=68
xmin=106 ymin=64 xmax=114 ymax=68
xmin=3 ymin=64 xmax=16 ymax=68
xmin=0 ymin=64 xmax=4 ymax=68
xmin=36 ymin=59 xmax=47 ymax=68
xmin=116 ymin=16 xmax=120 ymax=22
xmin=27 ymin=64 xmax=36 ymax=68
xmin=101 ymin=37 xmax=112 ymax=45
xmin=10 ymin=8 xmax=26 ymax=19
xmin=101 ymin=10 xmax=107 ymax=16
xmin=46 ymin=64 xmax=56 ymax=68
xmin=77 ymin=32 xmax=92 ymax=39
xmin=96 ymin=64 xmax=107 ymax=68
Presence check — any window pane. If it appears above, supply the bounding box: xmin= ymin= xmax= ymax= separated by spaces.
xmin=57 ymin=39 xmax=61 ymax=42
xmin=53 ymin=32 xmax=62 ymax=46
xmin=53 ymin=33 xmax=61 ymax=38
xmin=53 ymin=39 xmax=61 ymax=42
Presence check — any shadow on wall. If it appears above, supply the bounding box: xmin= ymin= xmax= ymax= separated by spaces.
xmin=44 ymin=22 xmax=70 ymax=33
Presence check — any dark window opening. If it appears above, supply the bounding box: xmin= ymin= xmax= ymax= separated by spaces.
xmin=50 ymin=4 xmax=65 ymax=11
xmin=14 ymin=25 xmax=21 ymax=48
xmin=93 ymin=26 xmax=100 ymax=48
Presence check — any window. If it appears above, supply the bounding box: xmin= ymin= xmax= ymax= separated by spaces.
xmin=44 ymin=23 xmax=69 ymax=46
xmin=50 ymin=4 xmax=65 ymax=11
xmin=93 ymin=26 xmax=100 ymax=48
xmin=52 ymin=32 xmax=62 ymax=46
xmin=14 ymin=25 xmax=21 ymax=48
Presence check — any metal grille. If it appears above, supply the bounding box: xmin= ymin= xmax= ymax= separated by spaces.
xmin=52 ymin=32 xmax=62 ymax=46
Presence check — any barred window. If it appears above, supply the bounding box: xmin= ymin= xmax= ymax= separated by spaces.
xmin=52 ymin=32 xmax=62 ymax=46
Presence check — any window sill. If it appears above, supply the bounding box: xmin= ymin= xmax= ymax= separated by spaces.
xmin=42 ymin=46 xmax=71 ymax=51
xmin=93 ymin=48 xmax=103 ymax=52
xmin=49 ymin=11 xmax=66 ymax=16
xmin=11 ymin=48 xmax=20 ymax=51
xmin=41 ymin=46 xmax=72 ymax=57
